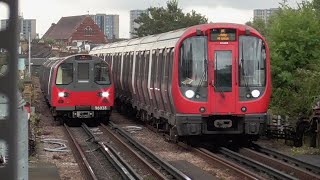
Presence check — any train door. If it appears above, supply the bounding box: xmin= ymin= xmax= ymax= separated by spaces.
xmin=208 ymin=44 xmax=237 ymax=114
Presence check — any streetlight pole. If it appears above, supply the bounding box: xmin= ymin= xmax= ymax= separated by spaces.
xmin=28 ymin=32 xmax=31 ymax=78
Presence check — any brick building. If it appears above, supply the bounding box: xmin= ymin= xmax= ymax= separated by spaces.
xmin=42 ymin=15 xmax=107 ymax=45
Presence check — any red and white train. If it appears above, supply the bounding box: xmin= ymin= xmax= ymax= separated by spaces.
xmin=40 ymin=54 xmax=114 ymax=123
xmin=90 ymin=23 xmax=271 ymax=141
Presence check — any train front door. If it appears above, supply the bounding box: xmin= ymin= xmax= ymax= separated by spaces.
xmin=208 ymin=44 xmax=237 ymax=114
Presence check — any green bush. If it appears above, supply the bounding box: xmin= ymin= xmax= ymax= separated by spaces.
xmin=264 ymin=0 xmax=320 ymax=120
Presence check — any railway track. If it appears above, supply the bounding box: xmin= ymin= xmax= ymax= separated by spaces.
xmin=105 ymin=122 xmax=191 ymax=180
xmin=251 ymin=143 xmax=320 ymax=175
xmin=205 ymin=145 xmax=320 ymax=180
xmin=187 ymin=147 xmax=263 ymax=180
xmin=65 ymin=122 xmax=191 ymax=180
xmin=64 ymin=123 xmax=141 ymax=180
xmin=108 ymin=113 xmax=320 ymax=180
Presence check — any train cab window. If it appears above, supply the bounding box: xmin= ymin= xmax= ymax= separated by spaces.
xmin=78 ymin=63 xmax=89 ymax=83
xmin=94 ymin=63 xmax=111 ymax=85
xmin=239 ymin=36 xmax=266 ymax=87
xmin=179 ymin=36 xmax=208 ymax=101
xmin=56 ymin=63 xmax=73 ymax=85
xmin=179 ymin=36 xmax=208 ymax=87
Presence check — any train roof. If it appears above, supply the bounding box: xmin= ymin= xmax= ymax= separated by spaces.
xmin=90 ymin=23 xmax=260 ymax=55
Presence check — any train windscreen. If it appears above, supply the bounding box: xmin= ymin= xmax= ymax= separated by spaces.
xmin=239 ymin=36 xmax=266 ymax=87
xmin=94 ymin=63 xmax=111 ymax=85
xmin=56 ymin=63 xmax=73 ymax=85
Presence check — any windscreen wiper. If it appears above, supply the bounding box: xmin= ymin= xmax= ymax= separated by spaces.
xmin=241 ymin=41 xmax=251 ymax=94
xmin=195 ymin=59 xmax=207 ymax=97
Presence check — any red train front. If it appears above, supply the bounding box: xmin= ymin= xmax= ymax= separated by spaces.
xmin=173 ymin=24 xmax=271 ymax=140
xmin=40 ymin=54 xmax=114 ymax=122
xmin=90 ymin=23 xmax=271 ymax=141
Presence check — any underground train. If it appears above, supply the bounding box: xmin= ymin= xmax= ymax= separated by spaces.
xmin=90 ymin=23 xmax=271 ymax=141
xmin=40 ymin=54 xmax=114 ymax=122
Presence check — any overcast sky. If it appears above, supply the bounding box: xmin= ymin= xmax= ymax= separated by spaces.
xmin=0 ymin=0 xmax=303 ymax=38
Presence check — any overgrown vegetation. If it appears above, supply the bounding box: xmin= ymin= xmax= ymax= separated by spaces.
xmin=291 ymin=146 xmax=320 ymax=156
xmin=247 ymin=0 xmax=320 ymax=120
xmin=133 ymin=0 xmax=207 ymax=37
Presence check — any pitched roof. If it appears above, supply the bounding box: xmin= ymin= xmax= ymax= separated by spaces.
xmin=42 ymin=23 xmax=56 ymax=39
xmin=42 ymin=15 xmax=87 ymax=40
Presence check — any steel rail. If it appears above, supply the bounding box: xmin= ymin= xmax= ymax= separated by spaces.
xmin=99 ymin=142 xmax=140 ymax=180
xmin=194 ymin=147 xmax=263 ymax=180
xmin=240 ymin=147 xmax=320 ymax=180
xmin=108 ymin=122 xmax=191 ymax=180
xmin=252 ymin=143 xmax=320 ymax=175
xmin=219 ymin=147 xmax=298 ymax=180
xmin=82 ymin=123 xmax=142 ymax=180
xmin=64 ymin=124 xmax=98 ymax=180
xmin=100 ymin=123 xmax=168 ymax=180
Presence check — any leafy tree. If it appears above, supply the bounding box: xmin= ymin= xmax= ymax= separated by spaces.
xmin=313 ymin=0 xmax=320 ymax=11
xmin=245 ymin=18 xmax=268 ymax=38
xmin=133 ymin=0 xmax=207 ymax=37
xmin=268 ymin=0 xmax=320 ymax=119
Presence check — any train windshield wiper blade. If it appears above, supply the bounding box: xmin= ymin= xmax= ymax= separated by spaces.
xmin=195 ymin=59 xmax=207 ymax=96
xmin=241 ymin=41 xmax=251 ymax=93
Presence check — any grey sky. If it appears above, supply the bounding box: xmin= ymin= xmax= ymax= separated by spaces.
xmin=0 ymin=0 xmax=303 ymax=38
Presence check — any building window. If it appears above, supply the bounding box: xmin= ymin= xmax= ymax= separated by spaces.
xmin=84 ymin=26 xmax=94 ymax=36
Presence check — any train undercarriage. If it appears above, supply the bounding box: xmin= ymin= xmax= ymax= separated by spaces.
xmin=115 ymin=99 xmax=267 ymax=143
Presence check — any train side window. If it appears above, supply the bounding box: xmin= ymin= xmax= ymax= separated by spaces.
xmin=56 ymin=63 xmax=73 ymax=85
xmin=128 ymin=52 xmax=133 ymax=84
xmin=144 ymin=51 xmax=150 ymax=97
xmin=157 ymin=49 xmax=164 ymax=110
xmin=140 ymin=51 xmax=146 ymax=104
xmin=129 ymin=52 xmax=134 ymax=97
xmin=151 ymin=50 xmax=157 ymax=98
xmin=161 ymin=50 xmax=167 ymax=99
xmin=117 ymin=53 xmax=122 ymax=88
xmin=154 ymin=50 xmax=159 ymax=90
xmin=124 ymin=53 xmax=129 ymax=93
xmin=134 ymin=51 xmax=140 ymax=96
xmin=141 ymin=51 xmax=145 ymax=84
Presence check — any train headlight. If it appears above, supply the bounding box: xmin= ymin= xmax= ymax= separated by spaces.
xmin=101 ymin=92 xmax=109 ymax=98
xmin=185 ymin=90 xmax=195 ymax=99
xmin=251 ymin=90 xmax=260 ymax=98
xmin=58 ymin=92 xmax=69 ymax=98
xmin=58 ymin=92 xmax=65 ymax=97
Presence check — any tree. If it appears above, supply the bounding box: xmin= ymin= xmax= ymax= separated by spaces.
xmin=267 ymin=0 xmax=320 ymax=119
xmin=245 ymin=18 xmax=268 ymax=38
xmin=313 ymin=0 xmax=320 ymax=11
xmin=133 ymin=0 xmax=208 ymax=37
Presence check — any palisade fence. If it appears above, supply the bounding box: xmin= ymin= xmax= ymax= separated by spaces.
xmin=266 ymin=112 xmax=320 ymax=148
